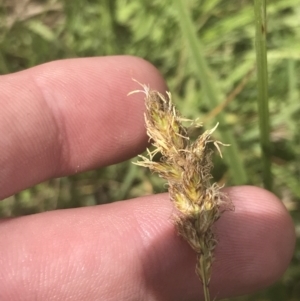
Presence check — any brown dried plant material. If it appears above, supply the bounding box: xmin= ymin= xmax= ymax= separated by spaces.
xmin=129 ymin=82 xmax=233 ymax=301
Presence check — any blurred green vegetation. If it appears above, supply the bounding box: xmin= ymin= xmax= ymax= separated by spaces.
xmin=0 ymin=0 xmax=299 ymax=300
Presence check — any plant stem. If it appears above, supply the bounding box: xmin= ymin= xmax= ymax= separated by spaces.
xmin=175 ymin=0 xmax=248 ymax=185
xmin=199 ymin=255 xmax=211 ymax=301
xmin=254 ymin=0 xmax=273 ymax=190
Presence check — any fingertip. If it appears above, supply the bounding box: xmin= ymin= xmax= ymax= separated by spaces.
xmin=213 ymin=186 xmax=295 ymax=297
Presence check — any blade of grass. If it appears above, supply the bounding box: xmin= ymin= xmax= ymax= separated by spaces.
xmin=174 ymin=0 xmax=248 ymax=185
xmin=254 ymin=0 xmax=273 ymax=190
xmin=288 ymin=59 xmax=297 ymax=103
xmin=203 ymin=66 xmax=255 ymax=123
xmin=116 ymin=163 xmax=138 ymax=200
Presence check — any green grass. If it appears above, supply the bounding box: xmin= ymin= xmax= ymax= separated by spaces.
xmin=175 ymin=0 xmax=248 ymax=185
xmin=0 ymin=0 xmax=300 ymax=300
xmin=254 ymin=0 xmax=272 ymax=190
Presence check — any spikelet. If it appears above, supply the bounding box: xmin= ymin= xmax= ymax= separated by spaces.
xmin=129 ymin=81 xmax=233 ymax=301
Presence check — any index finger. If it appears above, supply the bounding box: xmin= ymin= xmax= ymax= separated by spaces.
xmin=0 ymin=56 xmax=167 ymax=199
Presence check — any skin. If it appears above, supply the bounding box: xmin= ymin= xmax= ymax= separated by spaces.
xmin=0 ymin=55 xmax=296 ymax=301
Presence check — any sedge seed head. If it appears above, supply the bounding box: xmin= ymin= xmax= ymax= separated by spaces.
xmin=130 ymin=81 xmax=233 ymax=300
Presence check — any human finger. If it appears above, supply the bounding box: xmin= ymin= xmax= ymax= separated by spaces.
xmin=0 ymin=56 xmax=166 ymax=199
xmin=0 ymin=186 xmax=295 ymax=300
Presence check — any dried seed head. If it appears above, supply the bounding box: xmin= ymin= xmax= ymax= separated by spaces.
xmin=130 ymin=81 xmax=233 ymax=301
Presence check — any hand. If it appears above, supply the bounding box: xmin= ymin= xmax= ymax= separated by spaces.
xmin=0 ymin=56 xmax=295 ymax=301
